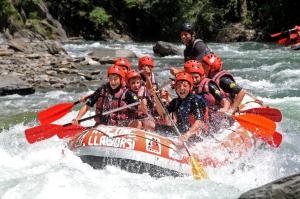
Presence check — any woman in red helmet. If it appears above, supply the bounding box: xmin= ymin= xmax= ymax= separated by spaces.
xmin=185 ymin=61 xmax=230 ymax=133
xmin=153 ymin=72 xmax=208 ymax=144
xmin=72 ymin=65 xmax=129 ymax=126
xmin=202 ymin=53 xmax=246 ymax=114
xmin=124 ymin=70 xmax=155 ymax=130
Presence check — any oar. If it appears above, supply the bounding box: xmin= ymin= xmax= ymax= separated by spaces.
xmin=264 ymin=131 xmax=282 ymax=148
xmin=271 ymin=28 xmax=296 ymax=38
xmin=233 ymin=113 xmax=276 ymax=138
xmin=38 ymin=95 xmax=92 ymax=125
xmin=240 ymin=107 xmax=282 ymax=122
xmin=25 ymin=101 xmax=140 ymax=144
xmin=153 ymin=91 xmax=208 ymax=180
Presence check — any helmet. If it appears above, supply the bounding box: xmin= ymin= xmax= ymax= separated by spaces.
xmin=186 ymin=66 xmax=205 ymax=76
xmin=107 ymin=65 xmax=125 ymax=79
xmin=115 ymin=57 xmax=131 ymax=71
xmin=125 ymin=70 xmax=141 ymax=84
xmin=184 ymin=60 xmax=203 ymax=71
xmin=175 ymin=72 xmax=193 ymax=88
xmin=180 ymin=22 xmax=195 ymax=33
xmin=202 ymin=53 xmax=222 ymax=72
xmin=138 ymin=56 xmax=154 ymax=70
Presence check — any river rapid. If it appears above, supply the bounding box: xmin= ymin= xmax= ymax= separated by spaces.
xmin=0 ymin=41 xmax=299 ymax=199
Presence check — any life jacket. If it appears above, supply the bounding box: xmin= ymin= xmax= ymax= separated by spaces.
xmin=185 ymin=39 xmax=212 ymax=61
xmin=95 ymin=84 xmax=128 ymax=126
xmin=196 ymin=78 xmax=219 ymax=107
xmin=212 ymin=70 xmax=235 ymax=101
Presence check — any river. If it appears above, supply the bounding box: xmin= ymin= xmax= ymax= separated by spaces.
xmin=0 ymin=41 xmax=299 ymax=199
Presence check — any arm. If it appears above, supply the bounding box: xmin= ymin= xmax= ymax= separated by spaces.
xmin=194 ymin=40 xmax=209 ymax=61
xmin=230 ymin=89 xmax=246 ymax=113
xmin=208 ymin=82 xmax=231 ymax=113
xmin=72 ymin=104 xmax=91 ymax=125
xmin=180 ymin=120 xmax=203 ymax=142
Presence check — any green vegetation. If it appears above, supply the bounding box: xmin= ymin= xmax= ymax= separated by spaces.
xmin=0 ymin=0 xmax=299 ymax=41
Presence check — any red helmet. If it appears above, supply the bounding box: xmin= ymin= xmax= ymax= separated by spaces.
xmin=115 ymin=57 xmax=131 ymax=71
xmin=186 ymin=66 xmax=205 ymax=76
xmin=175 ymin=72 xmax=193 ymax=88
xmin=125 ymin=70 xmax=141 ymax=84
xmin=184 ymin=60 xmax=203 ymax=71
xmin=202 ymin=53 xmax=222 ymax=72
xmin=138 ymin=56 xmax=154 ymax=70
xmin=107 ymin=65 xmax=125 ymax=79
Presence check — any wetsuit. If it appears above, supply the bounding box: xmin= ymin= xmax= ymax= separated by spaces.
xmin=184 ymin=39 xmax=212 ymax=62
xmin=164 ymin=93 xmax=207 ymax=140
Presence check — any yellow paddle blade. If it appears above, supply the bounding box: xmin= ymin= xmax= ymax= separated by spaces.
xmin=190 ymin=156 xmax=209 ymax=180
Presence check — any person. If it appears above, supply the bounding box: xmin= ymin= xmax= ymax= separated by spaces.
xmin=202 ymin=53 xmax=246 ymax=114
xmin=185 ymin=60 xmax=231 ymax=133
xmin=115 ymin=57 xmax=131 ymax=73
xmin=79 ymin=57 xmax=132 ymax=103
xmin=152 ymin=72 xmax=208 ymax=144
xmin=124 ymin=70 xmax=155 ymax=130
xmin=138 ymin=55 xmax=158 ymax=90
xmin=180 ymin=22 xmax=212 ymax=62
xmin=72 ymin=65 xmax=129 ymax=126
xmin=290 ymin=25 xmax=300 ymax=49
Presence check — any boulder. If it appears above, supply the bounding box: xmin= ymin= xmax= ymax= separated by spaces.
xmin=88 ymin=49 xmax=136 ymax=64
xmin=238 ymin=172 xmax=300 ymax=199
xmin=0 ymin=74 xmax=35 ymax=96
xmin=216 ymin=23 xmax=256 ymax=42
xmin=153 ymin=41 xmax=182 ymax=57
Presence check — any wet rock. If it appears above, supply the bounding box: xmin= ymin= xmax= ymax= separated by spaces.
xmin=153 ymin=41 xmax=182 ymax=57
xmin=238 ymin=172 xmax=300 ymax=199
xmin=0 ymin=75 xmax=35 ymax=96
xmin=88 ymin=48 xmax=136 ymax=64
xmin=216 ymin=23 xmax=256 ymax=42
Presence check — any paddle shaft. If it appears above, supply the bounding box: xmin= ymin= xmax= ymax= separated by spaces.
xmin=64 ymin=101 xmax=141 ymax=127
xmin=154 ymin=93 xmax=192 ymax=156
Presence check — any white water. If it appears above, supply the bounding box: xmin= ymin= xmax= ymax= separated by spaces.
xmin=1 ymin=41 xmax=300 ymax=198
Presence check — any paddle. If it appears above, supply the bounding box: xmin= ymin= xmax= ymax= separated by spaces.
xmin=264 ymin=131 xmax=282 ymax=148
xmin=240 ymin=107 xmax=282 ymax=122
xmin=25 ymin=101 xmax=140 ymax=144
xmin=277 ymin=38 xmax=288 ymax=45
xmin=152 ymin=91 xmax=208 ymax=180
xmin=271 ymin=28 xmax=296 ymax=38
xmin=38 ymin=95 xmax=92 ymax=125
xmin=232 ymin=113 xmax=276 ymax=138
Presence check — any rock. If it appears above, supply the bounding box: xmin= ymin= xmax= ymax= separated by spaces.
xmin=8 ymin=38 xmax=31 ymax=52
xmin=238 ymin=173 xmax=300 ymax=199
xmin=88 ymin=48 xmax=136 ymax=63
xmin=216 ymin=23 xmax=256 ymax=42
xmin=153 ymin=41 xmax=182 ymax=57
xmin=0 ymin=74 xmax=35 ymax=96
xmin=0 ymin=48 xmax=14 ymax=56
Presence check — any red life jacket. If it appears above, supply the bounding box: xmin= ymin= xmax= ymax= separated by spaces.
xmin=196 ymin=78 xmax=218 ymax=107
xmin=95 ymin=84 xmax=128 ymax=126
xmin=212 ymin=70 xmax=235 ymax=100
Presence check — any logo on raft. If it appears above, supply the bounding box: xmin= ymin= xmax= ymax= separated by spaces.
xmin=74 ymin=129 xmax=135 ymax=150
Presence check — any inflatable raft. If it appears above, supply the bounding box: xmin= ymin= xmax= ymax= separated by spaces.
xmin=67 ymin=94 xmax=281 ymax=177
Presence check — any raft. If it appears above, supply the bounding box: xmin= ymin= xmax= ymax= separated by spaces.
xmin=68 ymin=94 xmax=281 ymax=177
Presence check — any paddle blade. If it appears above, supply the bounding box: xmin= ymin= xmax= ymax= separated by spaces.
xmin=271 ymin=32 xmax=282 ymax=38
xmin=233 ymin=114 xmax=276 ymax=138
xmin=190 ymin=156 xmax=209 ymax=180
xmin=25 ymin=124 xmax=62 ymax=144
xmin=277 ymin=38 xmax=287 ymax=45
xmin=57 ymin=125 xmax=87 ymax=139
xmin=38 ymin=103 xmax=75 ymax=124
xmin=266 ymin=131 xmax=282 ymax=148
xmin=241 ymin=107 xmax=282 ymax=122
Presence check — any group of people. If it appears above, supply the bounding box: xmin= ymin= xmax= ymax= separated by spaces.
xmin=72 ymin=22 xmax=247 ymax=146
